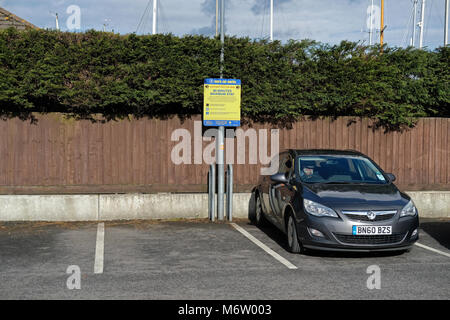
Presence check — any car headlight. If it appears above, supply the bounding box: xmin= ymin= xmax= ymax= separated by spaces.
xmin=303 ymin=199 xmax=338 ymax=218
xmin=400 ymin=200 xmax=417 ymax=217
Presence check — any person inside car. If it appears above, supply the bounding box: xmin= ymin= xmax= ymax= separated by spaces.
xmin=300 ymin=164 xmax=323 ymax=181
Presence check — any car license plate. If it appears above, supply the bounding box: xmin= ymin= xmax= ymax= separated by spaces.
xmin=352 ymin=226 xmax=392 ymax=235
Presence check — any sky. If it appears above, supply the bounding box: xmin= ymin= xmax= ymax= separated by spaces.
xmin=0 ymin=0 xmax=448 ymax=49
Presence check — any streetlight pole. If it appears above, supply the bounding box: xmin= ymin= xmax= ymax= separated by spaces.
xmin=412 ymin=0 xmax=418 ymax=47
xmin=445 ymin=0 xmax=449 ymax=46
xmin=152 ymin=0 xmax=157 ymax=35
xmin=419 ymin=0 xmax=426 ymax=49
xmin=270 ymin=0 xmax=274 ymax=41
xmin=369 ymin=0 xmax=374 ymax=45
xmin=380 ymin=0 xmax=384 ymax=53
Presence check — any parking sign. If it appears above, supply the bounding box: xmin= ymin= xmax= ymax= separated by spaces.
xmin=203 ymin=78 xmax=241 ymax=127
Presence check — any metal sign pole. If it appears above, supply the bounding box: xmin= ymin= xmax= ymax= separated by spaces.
xmin=217 ymin=0 xmax=225 ymax=221
xmin=204 ymin=1 xmax=239 ymax=222
xmin=220 ymin=0 xmax=225 ymax=75
xmin=209 ymin=165 xmax=215 ymax=221
xmin=226 ymin=164 xmax=233 ymax=221
xmin=217 ymin=126 xmax=224 ymax=221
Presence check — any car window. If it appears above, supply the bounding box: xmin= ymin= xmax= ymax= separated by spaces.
xmin=297 ymin=155 xmax=387 ymax=184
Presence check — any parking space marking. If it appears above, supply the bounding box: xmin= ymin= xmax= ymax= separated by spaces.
xmin=414 ymin=242 xmax=450 ymax=258
xmin=230 ymin=223 xmax=297 ymax=269
xmin=94 ymin=222 xmax=105 ymax=274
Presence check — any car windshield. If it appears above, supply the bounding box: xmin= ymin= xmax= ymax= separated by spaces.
xmin=297 ymin=155 xmax=388 ymax=184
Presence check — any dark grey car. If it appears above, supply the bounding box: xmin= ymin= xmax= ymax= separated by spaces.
xmin=250 ymin=149 xmax=419 ymax=253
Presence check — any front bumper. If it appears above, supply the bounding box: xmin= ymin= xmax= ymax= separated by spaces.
xmin=296 ymin=212 xmax=419 ymax=252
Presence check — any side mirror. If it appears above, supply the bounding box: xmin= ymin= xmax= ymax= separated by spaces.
xmin=270 ymin=173 xmax=289 ymax=184
xmin=385 ymin=173 xmax=396 ymax=182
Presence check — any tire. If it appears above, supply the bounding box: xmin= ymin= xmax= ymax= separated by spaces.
xmin=248 ymin=190 xmax=257 ymax=222
xmin=250 ymin=193 xmax=268 ymax=227
xmin=286 ymin=214 xmax=303 ymax=254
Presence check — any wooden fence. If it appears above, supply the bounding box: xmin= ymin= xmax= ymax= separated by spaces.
xmin=0 ymin=114 xmax=449 ymax=194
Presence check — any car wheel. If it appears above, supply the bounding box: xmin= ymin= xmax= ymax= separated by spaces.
xmin=248 ymin=190 xmax=257 ymax=222
xmin=255 ymin=193 xmax=267 ymax=227
xmin=286 ymin=214 xmax=303 ymax=254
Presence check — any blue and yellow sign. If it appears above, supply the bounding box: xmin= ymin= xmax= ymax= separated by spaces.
xmin=203 ymin=78 xmax=241 ymax=127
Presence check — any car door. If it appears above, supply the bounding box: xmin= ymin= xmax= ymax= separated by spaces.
xmin=269 ymin=153 xmax=290 ymax=223
xmin=260 ymin=155 xmax=277 ymax=217
xmin=274 ymin=154 xmax=295 ymax=223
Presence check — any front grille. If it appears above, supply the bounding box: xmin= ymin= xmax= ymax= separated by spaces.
xmin=343 ymin=213 xmax=395 ymax=222
xmin=333 ymin=233 xmax=406 ymax=245
xmin=341 ymin=210 xmax=397 ymax=222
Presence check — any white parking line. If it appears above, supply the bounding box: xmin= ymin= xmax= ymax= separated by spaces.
xmin=94 ymin=222 xmax=105 ymax=274
xmin=414 ymin=242 xmax=450 ymax=258
xmin=230 ymin=223 xmax=298 ymax=270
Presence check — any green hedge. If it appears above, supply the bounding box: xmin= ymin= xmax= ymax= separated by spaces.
xmin=0 ymin=28 xmax=448 ymax=128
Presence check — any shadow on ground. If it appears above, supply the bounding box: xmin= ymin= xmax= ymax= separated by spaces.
xmin=420 ymin=220 xmax=450 ymax=250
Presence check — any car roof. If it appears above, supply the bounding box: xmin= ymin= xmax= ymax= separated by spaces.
xmin=288 ymin=149 xmax=366 ymax=157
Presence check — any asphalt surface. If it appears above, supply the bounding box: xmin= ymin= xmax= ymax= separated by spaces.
xmin=0 ymin=218 xmax=449 ymax=300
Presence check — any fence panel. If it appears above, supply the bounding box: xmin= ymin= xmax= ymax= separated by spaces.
xmin=0 ymin=114 xmax=448 ymax=194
